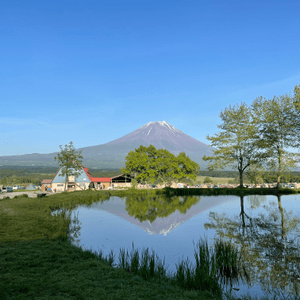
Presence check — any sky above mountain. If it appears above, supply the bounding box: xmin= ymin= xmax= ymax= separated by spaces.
xmin=1 ymin=0 xmax=300 ymax=156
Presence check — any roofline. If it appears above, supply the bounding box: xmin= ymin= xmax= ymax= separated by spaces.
xmin=111 ymin=174 xmax=134 ymax=179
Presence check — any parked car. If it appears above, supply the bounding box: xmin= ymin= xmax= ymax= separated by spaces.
xmin=2 ymin=186 xmax=7 ymax=192
xmin=107 ymin=186 xmax=113 ymax=190
xmin=6 ymin=187 xmax=13 ymax=192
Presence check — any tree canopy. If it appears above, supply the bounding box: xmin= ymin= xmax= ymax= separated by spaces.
xmin=204 ymin=83 xmax=300 ymax=188
xmin=252 ymin=94 xmax=299 ymax=187
xmin=122 ymin=145 xmax=200 ymax=187
xmin=203 ymin=103 xmax=264 ymax=188
xmin=54 ymin=141 xmax=83 ymax=191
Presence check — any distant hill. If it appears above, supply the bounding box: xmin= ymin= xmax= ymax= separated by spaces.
xmin=0 ymin=121 xmax=213 ymax=169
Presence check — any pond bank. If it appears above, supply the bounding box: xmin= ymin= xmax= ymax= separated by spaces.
xmin=1 ymin=189 xmax=299 ymax=299
xmin=1 ymin=239 xmax=211 ymax=300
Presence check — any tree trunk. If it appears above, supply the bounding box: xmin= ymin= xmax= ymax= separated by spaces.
xmin=240 ymin=196 xmax=245 ymax=234
xmin=277 ymin=195 xmax=285 ymax=239
xmin=239 ymin=152 xmax=243 ymax=188
xmin=65 ymin=175 xmax=68 ymax=191
xmin=239 ymin=169 xmax=243 ymax=188
xmin=277 ymin=148 xmax=281 ymax=189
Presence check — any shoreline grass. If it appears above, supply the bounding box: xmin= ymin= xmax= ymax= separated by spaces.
xmin=1 ymin=239 xmax=213 ymax=300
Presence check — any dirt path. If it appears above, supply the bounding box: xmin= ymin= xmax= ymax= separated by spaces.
xmin=0 ymin=191 xmax=54 ymax=199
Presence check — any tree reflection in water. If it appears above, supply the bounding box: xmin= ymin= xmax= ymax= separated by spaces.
xmin=204 ymin=195 xmax=300 ymax=296
xmin=125 ymin=195 xmax=200 ymax=223
xmin=68 ymin=211 xmax=82 ymax=247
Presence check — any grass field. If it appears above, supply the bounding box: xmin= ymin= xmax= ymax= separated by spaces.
xmin=195 ymin=176 xmax=235 ymax=184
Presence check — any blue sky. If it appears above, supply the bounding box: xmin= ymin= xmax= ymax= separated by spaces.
xmin=1 ymin=0 xmax=300 ymax=156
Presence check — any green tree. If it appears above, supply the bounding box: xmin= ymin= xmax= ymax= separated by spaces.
xmin=252 ymin=95 xmax=299 ymax=188
xmin=121 ymin=145 xmax=157 ymax=184
xmin=203 ymin=176 xmax=212 ymax=184
xmin=244 ymin=163 xmax=265 ymax=186
xmin=54 ymin=141 xmax=83 ymax=191
xmin=176 ymin=152 xmax=200 ymax=182
xmin=122 ymin=145 xmax=199 ymax=187
xmin=203 ymin=103 xmax=263 ymax=188
xmin=292 ymin=84 xmax=300 ymax=149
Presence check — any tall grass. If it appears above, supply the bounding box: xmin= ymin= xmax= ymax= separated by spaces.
xmin=117 ymin=244 xmax=167 ymax=281
xmin=173 ymin=238 xmax=246 ymax=297
xmin=107 ymin=238 xmax=246 ymax=298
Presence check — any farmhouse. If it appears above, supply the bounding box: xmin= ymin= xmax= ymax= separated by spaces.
xmin=50 ymin=165 xmax=133 ymax=192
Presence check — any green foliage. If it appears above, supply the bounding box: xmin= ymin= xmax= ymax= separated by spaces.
xmin=203 ymin=176 xmax=213 ymax=184
xmin=203 ymin=103 xmax=264 ymax=188
xmin=54 ymin=141 xmax=83 ymax=191
xmin=122 ymin=145 xmax=200 ymax=187
xmin=204 ymin=84 xmax=300 ymax=189
xmin=252 ymin=94 xmax=300 ymax=187
xmin=244 ymin=163 xmax=265 ymax=185
xmin=131 ymin=178 xmax=138 ymax=189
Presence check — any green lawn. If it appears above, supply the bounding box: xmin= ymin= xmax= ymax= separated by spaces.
xmin=195 ymin=176 xmax=235 ymax=184
xmin=1 ymin=239 xmax=211 ymax=300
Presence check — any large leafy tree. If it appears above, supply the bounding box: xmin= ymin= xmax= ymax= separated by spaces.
xmin=54 ymin=141 xmax=83 ymax=191
xmin=122 ymin=145 xmax=199 ymax=187
xmin=252 ymin=94 xmax=299 ymax=188
xmin=203 ymin=103 xmax=263 ymax=188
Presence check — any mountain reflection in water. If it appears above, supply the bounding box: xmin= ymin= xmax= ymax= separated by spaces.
xmin=67 ymin=194 xmax=300 ymax=298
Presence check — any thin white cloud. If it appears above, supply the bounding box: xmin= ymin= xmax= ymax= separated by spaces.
xmin=219 ymin=73 xmax=300 ymax=105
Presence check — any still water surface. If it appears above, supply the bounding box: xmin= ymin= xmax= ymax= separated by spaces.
xmin=67 ymin=194 xmax=300 ymax=298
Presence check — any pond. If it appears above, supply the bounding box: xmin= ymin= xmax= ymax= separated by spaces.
xmin=67 ymin=194 xmax=300 ymax=298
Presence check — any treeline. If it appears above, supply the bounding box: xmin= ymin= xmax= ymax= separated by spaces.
xmin=198 ymin=171 xmax=300 ymax=183
xmin=198 ymin=171 xmax=238 ymax=178
xmin=88 ymin=169 xmax=122 ymax=178
xmin=0 ymin=166 xmax=122 ymax=186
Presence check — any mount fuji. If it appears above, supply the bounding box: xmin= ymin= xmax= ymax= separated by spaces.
xmin=0 ymin=121 xmax=213 ymax=168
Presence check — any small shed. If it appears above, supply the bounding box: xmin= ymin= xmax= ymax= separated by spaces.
xmin=26 ymin=183 xmax=37 ymax=190
xmin=111 ymin=174 xmax=133 ymax=188
xmin=41 ymin=179 xmax=52 ymax=191
xmin=90 ymin=177 xmax=111 ymax=190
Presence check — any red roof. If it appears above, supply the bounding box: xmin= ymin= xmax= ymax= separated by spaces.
xmin=83 ymin=166 xmax=111 ymax=182
xmin=83 ymin=167 xmax=94 ymax=181
xmin=53 ymin=165 xmax=112 ymax=183
xmin=90 ymin=177 xmax=111 ymax=183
